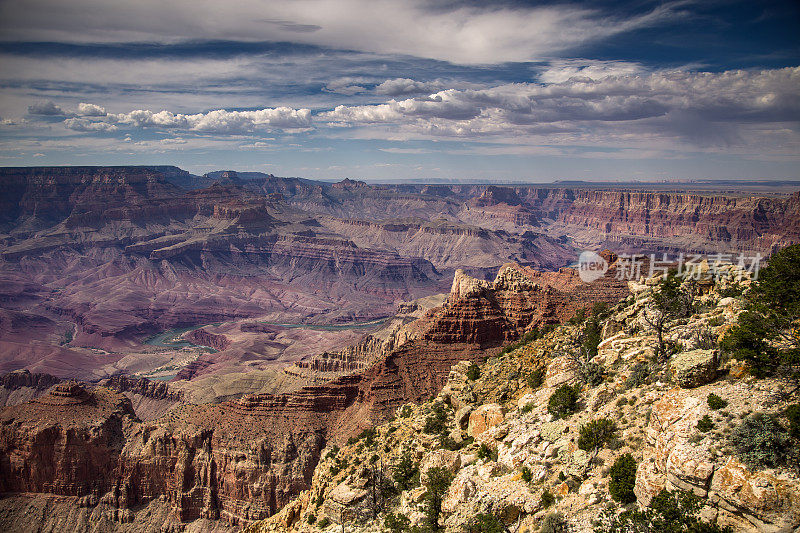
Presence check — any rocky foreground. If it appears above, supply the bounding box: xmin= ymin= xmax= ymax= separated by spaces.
xmin=248 ymin=264 xmax=799 ymax=533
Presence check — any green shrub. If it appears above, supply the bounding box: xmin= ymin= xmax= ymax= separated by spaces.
xmin=548 ymin=384 xmax=580 ymax=419
xmin=399 ymin=405 xmax=412 ymax=418
xmin=383 ymin=512 xmax=410 ymax=533
xmin=720 ymin=244 xmax=800 ymax=378
xmin=785 ymin=404 xmax=800 ymax=440
xmin=608 ymin=453 xmax=637 ymax=504
xmin=707 ymin=393 xmax=728 ymax=410
xmin=317 ymin=517 xmax=330 ymax=528
xmin=424 ymin=402 xmax=449 ymax=435
xmin=499 ymin=327 xmax=542 ymax=356
xmin=465 ymin=513 xmax=505 ymax=533
xmin=521 ymin=402 xmax=535 ymax=414
xmin=477 ymin=443 xmax=497 ymax=462
xmin=570 ymin=308 xmax=587 ymax=325
xmin=626 ymin=362 xmax=650 ymax=389
xmin=527 ymin=367 xmax=545 ymax=389
xmin=697 ymin=415 xmax=714 ymax=432
xmin=540 ymin=512 xmax=568 ymax=533
xmin=521 ymin=466 xmax=532 ymax=483
xmin=541 ymin=489 xmax=555 ymax=508
xmin=598 ymin=489 xmax=732 ymax=533
xmin=307 ymin=513 xmax=316 ymax=524
xmin=393 ymin=453 xmax=419 ymax=490
xmin=579 ymin=361 xmax=605 ymax=387
xmin=466 ymin=363 xmax=481 ymax=381
xmin=578 ymin=418 xmax=617 ymax=451
xmin=423 ymin=467 xmax=453 ymax=531
xmin=582 ymin=316 xmax=603 ymax=360
xmin=730 ymin=413 xmax=789 ymax=469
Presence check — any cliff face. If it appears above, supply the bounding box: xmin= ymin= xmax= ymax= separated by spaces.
xmin=249 ymin=263 xmax=799 ymax=533
xmin=0 ymin=264 xmax=628 ymax=530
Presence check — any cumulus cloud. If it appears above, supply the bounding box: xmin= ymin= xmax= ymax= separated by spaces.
xmin=374 ymin=78 xmax=449 ymax=96
xmin=77 ymin=102 xmax=107 ymax=116
xmin=321 ymin=67 xmax=800 ymax=144
xmin=103 ymin=107 xmax=312 ymax=134
xmin=537 ymin=60 xmax=646 ymax=84
xmin=27 ymin=100 xmax=65 ymax=115
xmin=63 ymin=117 xmax=118 ymax=132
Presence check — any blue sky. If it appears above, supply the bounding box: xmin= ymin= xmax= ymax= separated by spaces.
xmin=0 ymin=0 xmax=798 ymax=181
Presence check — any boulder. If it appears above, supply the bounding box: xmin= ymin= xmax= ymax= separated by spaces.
xmin=545 ymin=355 xmax=579 ymax=388
xmin=455 ymin=405 xmax=473 ymax=430
xmin=420 ymin=449 xmax=461 ymax=481
xmin=634 ymin=456 xmax=665 ymax=507
xmin=710 ymin=457 xmax=800 ymax=533
xmin=670 ymin=349 xmax=718 ymax=388
xmin=467 ymin=403 xmax=504 ymax=438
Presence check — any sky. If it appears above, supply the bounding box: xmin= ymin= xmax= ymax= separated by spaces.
xmin=0 ymin=0 xmax=798 ymax=182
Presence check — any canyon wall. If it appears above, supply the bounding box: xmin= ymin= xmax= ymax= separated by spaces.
xmin=0 ymin=264 xmax=628 ymax=530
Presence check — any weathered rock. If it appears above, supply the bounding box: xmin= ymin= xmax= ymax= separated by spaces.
xmin=634 ymin=455 xmax=665 ymax=506
xmin=467 ymin=403 xmax=504 ymax=438
xmin=670 ymin=349 xmax=718 ymax=388
xmin=420 ymin=449 xmax=462 ymax=481
xmin=710 ymin=458 xmax=800 ymax=533
xmin=545 ymin=356 xmax=579 ymax=388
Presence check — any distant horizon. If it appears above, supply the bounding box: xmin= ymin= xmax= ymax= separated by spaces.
xmin=4 ymin=164 xmax=800 ymax=192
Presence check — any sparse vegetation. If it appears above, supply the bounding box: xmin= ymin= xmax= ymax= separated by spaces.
xmin=626 ymin=361 xmax=650 ymax=389
xmin=399 ymin=405 xmax=413 ymax=418
xmin=707 ymin=393 xmax=728 ymax=410
xmin=306 ymin=513 xmax=316 ymax=524
xmin=424 ymin=402 xmax=449 ymax=435
xmin=527 ymin=367 xmax=545 ymax=389
xmin=521 ymin=402 xmax=535 ymax=414
xmin=465 ymin=513 xmax=505 ymax=533
xmin=548 ymin=384 xmax=580 ymax=419
xmin=317 ymin=517 xmax=330 ymax=528
xmin=641 ymin=273 xmax=694 ymax=363
xmin=582 ymin=314 xmax=603 ymax=360
xmin=578 ymin=418 xmax=617 ymax=451
xmin=499 ymin=326 xmax=542 ymax=356
xmin=423 ymin=467 xmax=453 ymax=531
xmin=697 ymin=415 xmax=714 ymax=432
xmin=541 ymin=489 xmax=555 ymax=508
xmin=608 ymin=453 xmax=637 ymax=504
xmin=383 ymin=512 xmax=410 ymax=533
xmin=730 ymin=413 xmax=789 ymax=469
xmin=721 ymin=244 xmax=800 ymax=378
xmin=540 ymin=512 xmax=568 ymax=533
xmin=393 ymin=452 xmax=419 ymax=490
xmin=477 ymin=442 xmax=498 ymax=462
xmin=521 ymin=466 xmax=532 ymax=482
xmin=466 ymin=363 xmax=481 ymax=381
xmin=597 ymin=489 xmax=733 ymax=533
xmin=785 ymin=404 xmax=800 ymax=439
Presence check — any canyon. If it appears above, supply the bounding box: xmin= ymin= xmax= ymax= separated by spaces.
xmin=0 ymin=166 xmax=799 ymax=531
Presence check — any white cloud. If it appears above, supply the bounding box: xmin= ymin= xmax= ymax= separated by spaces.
xmin=77 ymin=103 xmax=107 ymax=116
xmin=537 ymin=60 xmax=646 ymax=84
xmin=374 ymin=78 xmax=449 ymax=96
xmin=105 ymin=107 xmax=312 ymax=133
xmin=321 ymin=67 xmax=800 ymax=147
xmin=0 ymin=0 xmax=688 ymax=64
xmin=63 ymin=117 xmax=118 ymax=132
